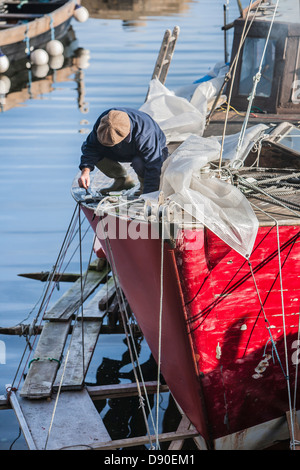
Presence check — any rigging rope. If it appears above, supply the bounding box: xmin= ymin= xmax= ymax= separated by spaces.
xmin=248 ymin=201 xmax=298 ymax=449
xmin=206 ymin=0 xmax=261 ymax=128
xmin=237 ymin=174 xmax=300 ymax=219
xmin=217 ymin=0 xmax=262 ymax=170
xmin=235 ymin=0 xmax=280 ymax=162
xmin=10 ymin=204 xmax=81 ymax=391
xmin=97 ymin=213 xmax=158 ymax=449
xmin=44 ymin=207 xmax=96 ymax=450
xmin=78 ymin=203 xmax=85 ymax=378
xmin=155 ymin=205 xmax=166 ymax=449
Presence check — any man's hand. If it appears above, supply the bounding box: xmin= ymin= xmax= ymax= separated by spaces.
xmin=78 ymin=168 xmax=91 ymax=189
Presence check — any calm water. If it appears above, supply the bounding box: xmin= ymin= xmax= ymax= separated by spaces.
xmin=0 ymin=0 xmax=243 ymax=450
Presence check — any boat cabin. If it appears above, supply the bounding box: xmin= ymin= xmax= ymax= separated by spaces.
xmin=230 ymin=13 xmax=300 ymax=114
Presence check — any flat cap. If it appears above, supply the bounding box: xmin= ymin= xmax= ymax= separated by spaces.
xmin=97 ymin=110 xmax=130 ymax=147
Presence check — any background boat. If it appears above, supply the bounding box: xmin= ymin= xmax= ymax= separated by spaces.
xmin=0 ymin=0 xmax=82 ymax=63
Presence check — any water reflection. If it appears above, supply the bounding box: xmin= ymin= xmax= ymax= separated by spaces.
xmin=87 ymin=336 xmax=181 ymax=449
xmin=82 ymin=0 xmax=192 ymax=29
xmin=0 ymin=26 xmax=90 ymax=113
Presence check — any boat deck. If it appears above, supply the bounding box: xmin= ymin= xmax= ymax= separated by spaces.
xmin=250 ymin=195 xmax=300 ymax=226
xmin=204 ymin=110 xmax=300 ymax=138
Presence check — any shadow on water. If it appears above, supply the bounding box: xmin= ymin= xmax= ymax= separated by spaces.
xmin=86 ymin=335 xmax=186 ymax=450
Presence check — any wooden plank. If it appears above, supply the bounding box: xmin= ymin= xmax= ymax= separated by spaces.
xmin=107 ymin=295 xmax=120 ymax=328
xmin=82 ymin=278 xmax=114 ymax=319
xmin=7 ymin=387 xmax=37 ymax=450
xmin=53 ymin=320 xmax=102 ymax=390
xmin=173 ymin=401 xmax=207 ymax=450
xmin=0 ymin=395 xmax=10 ymax=410
xmin=286 ymin=411 xmax=300 ymax=450
xmin=151 ymin=28 xmax=172 ymax=81
xmin=12 ymin=388 xmax=110 ymax=450
xmin=18 ymin=272 xmax=81 ymax=282
xmin=17 ymin=259 xmax=104 ymax=283
xmin=87 ymin=381 xmax=169 ymax=400
xmin=87 ymin=429 xmax=199 ymax=450
xmin=98 ymin=278 xmax=116 ymax=311
xmin=0 ymin=13 xmax=43 ymax=19
xmin=0 ymin=325 xmax=43 ymax=336
xmin=168 ymin=414 xmax=191 ymax=450
xmin=44 ymin=267 xmax=109 ymax=321
xmin=0 ymin=322 xmax=139 ymax=336
xmin=159 ymin=26 xmax=180 ymax=85
xmin=20 ymin=321 xmax=71 ymax=399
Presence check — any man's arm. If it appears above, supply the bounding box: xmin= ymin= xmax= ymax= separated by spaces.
xmin=79 ymin=114 xmax=105 ymax=174
xmin=138 ymin=135 xmax=164 ymax=194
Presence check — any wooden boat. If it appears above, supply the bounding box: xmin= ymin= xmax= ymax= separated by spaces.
xmin=71 ymin=1 xmax=300 ymax=450
xmin=0 ymin=0 xmax=80 ymax=63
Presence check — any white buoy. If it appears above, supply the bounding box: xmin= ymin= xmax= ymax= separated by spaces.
xmin=49 ymin=54 xmax=64 ymax=70
xmin=0 ymin=75 xmax=11 ymax=94
xmin=74 ymin=48 xmax=90 ymax=70
xmin=46 ymin=39 xmax=64 ymax=57
xmin=0 ymin=53 xmax=9 ymax=73
xmin=30 ymin=49 xmax=49 ymax=66
xmin=31 ymin=63 xmax=49 ymax=78
xmin=73 ymin=5 xmax=89 ymax=22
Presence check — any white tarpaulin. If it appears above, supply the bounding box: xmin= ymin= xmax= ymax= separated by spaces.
xmin=212 ymin=123 xmax=269 ymax=163
xmin=140 ymin=78 xmax=206 ymax=142
xmin=142 ymin=135 xmax=259 ymax=258
xmin=140 ymin=63 xmax=228 ymax=142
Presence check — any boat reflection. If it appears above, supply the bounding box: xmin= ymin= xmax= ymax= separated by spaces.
xmin=82 ymin=0 xmax=191 ymax=29
xmin=0 ymin=26 xmax=90 ymax=113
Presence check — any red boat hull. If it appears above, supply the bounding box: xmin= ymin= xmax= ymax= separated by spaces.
xmin=82 ymin=205 xmax=300 ymax=446
xmin=176 ymin=225 xmax=300 ymax=440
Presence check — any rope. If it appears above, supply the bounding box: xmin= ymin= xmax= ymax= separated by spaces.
xmin=235 ymin=0 xmax=280 ymax=162
xmin=11 ymin=204 xmax=81 ymax=391
xmin=155 ymin=205 xmax=166 ymax=449
xmin=248 ymin=201 xmax=297 ymax=449
xmin=9 ymin=204 xmax=94 ymax=449
xmin=217 ymin=0 xmax=262 ymax=170
xmin=237 ymin=175 xmax=300 ymax=218
xmin=44 ymin=209 xmax=96 ymax=450
xmin=206 ymin=0 xmax=261 ymax=128
xmin=97 ymin=213 xmax=157 ymax=449
xmin=274 ymin=218 xmax=295 ymax=449
xmin=247 ymin=258 xmax=287 ymax=376
xmin=78 ymin=203 xmax=85 ymax=378
xmin=293 ymin=306 xmax=300 ymax=426
xmin=48 ymin=13 xmax=55 ymax=41
xmin=252 ymin=172 xmax=300 ymax=186
xmin=23 ymin=24 xmax=32 ymax=98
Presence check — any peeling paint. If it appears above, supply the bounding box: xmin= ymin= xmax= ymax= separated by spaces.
xmin=216 ymin=342 xmax=221 ymax=359
xmin=252 ymin=354 xmax=272 ymax=379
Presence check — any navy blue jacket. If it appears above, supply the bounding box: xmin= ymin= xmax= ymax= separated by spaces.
xmin=80 ymin=107 xmax=167 ymax=194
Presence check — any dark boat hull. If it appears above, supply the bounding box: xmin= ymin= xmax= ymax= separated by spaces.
xmin=0 ymin=0 xmax=78 ymax=61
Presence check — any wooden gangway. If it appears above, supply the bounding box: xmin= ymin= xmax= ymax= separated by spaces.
xmin=1 ymin=262 xmax=203 ymax=450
